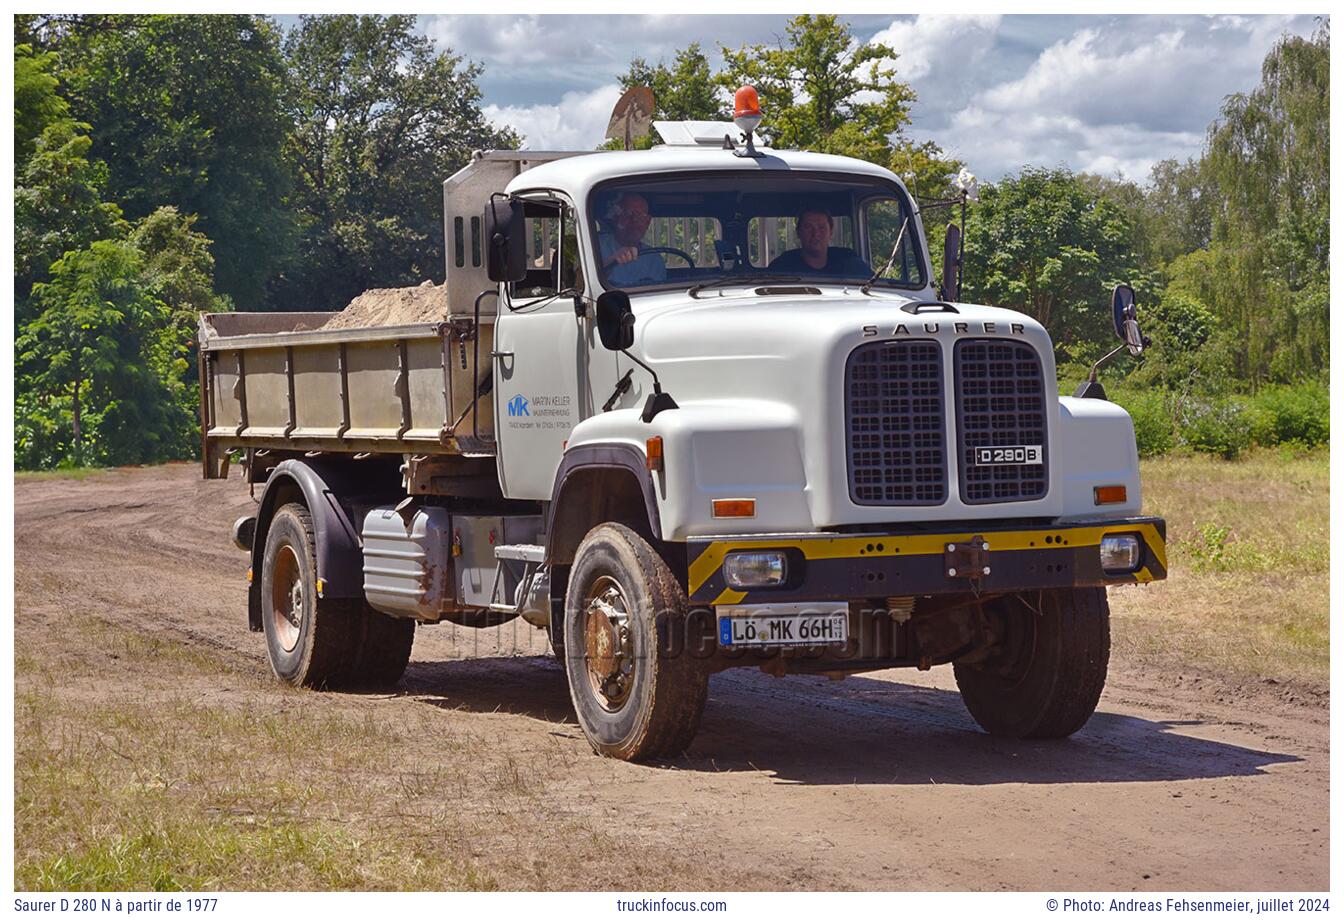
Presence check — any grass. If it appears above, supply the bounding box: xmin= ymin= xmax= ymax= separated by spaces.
xmin=14 ymin=615 xmax=711 ymax=892
xmin=1108 ymin=446 xmax=1329 ymax=688
xmin=12 ymin=613 xmax=500 ymax=891
xmin=14 ymin=466 xmax=116 ymax=481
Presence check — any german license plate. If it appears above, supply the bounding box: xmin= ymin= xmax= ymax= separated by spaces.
xmin=716 ymin=603 xmax=849 ymax=647
xmin=975 ymin=445 xmax=1042 ymax=465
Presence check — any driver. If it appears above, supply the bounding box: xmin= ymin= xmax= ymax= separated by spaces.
xmin=598 ymin=192 xmax=666 ymax=287
xmin=769 ymin=209 xmax=869 ymax=276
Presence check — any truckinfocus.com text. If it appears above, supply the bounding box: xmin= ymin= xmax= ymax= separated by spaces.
xmin=615 ymin=898 xmax=728 ymax=912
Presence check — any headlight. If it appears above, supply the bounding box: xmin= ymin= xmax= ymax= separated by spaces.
xmin=1100 ymin=534 xmax=1142 ymax=574
xmin=723 ymin=551 xmax=787 ymax=589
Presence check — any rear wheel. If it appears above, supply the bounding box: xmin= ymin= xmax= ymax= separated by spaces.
xmin=262 ymin=503 xmax=358 ymax=688
xmin=261 ymin=502 xmax=413 ymax=690
xmin=348 ymin=603 xmax=415 ymax=689
xmin=953 ymin=588 xmax=1110 ymax=739
xmin=563 ymin=524 xmax=707 ymax=761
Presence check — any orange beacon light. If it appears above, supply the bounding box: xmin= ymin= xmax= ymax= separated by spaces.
xmin=733 ymin=85 xmax=762 ymax=136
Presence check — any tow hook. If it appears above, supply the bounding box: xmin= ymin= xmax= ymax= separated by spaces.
xmin=945 ymin=536 xmax=991 ymax=581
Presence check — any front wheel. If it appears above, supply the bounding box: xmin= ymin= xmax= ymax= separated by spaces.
xmin=953 ymin=588 xmax=1110 ymax=739
xmin=563 ymin=524 xmax=708 ymax=761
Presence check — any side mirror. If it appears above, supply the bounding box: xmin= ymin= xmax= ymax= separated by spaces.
xmin=595 ymin=291 xmax=635 ymax=351
xmin=483 ymin=198 xmax=526 ymax=283
xmin=940 ymin=224 xmax=961 ymax=301
xmin=1111 ymin=283 xmax=1144 ymax=356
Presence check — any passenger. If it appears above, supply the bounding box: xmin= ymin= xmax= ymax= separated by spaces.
xmin=769 ymin=209 xmax=869 ymax=276
xmin=598 ymin=192 xmax=666 ymax=287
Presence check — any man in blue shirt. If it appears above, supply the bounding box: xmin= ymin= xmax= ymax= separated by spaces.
xmin=598 ymin=193 xmax=666 ymax=287
xmin=768 ymin=209 xmax=869 ymax=277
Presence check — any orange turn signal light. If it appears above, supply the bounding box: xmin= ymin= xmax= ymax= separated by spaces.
xmin=1094 ymin=485 xmax=1128 ymax=505
xmin=712 ymin=498 xmax=756 ymax=519
xmin=646 ymin=436 xmax=664 ymax=471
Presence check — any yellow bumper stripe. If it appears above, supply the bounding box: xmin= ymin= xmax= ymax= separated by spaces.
xmin=689 ymin=522 xmax=1166 ymax=595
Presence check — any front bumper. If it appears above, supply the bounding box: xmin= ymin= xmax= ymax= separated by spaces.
xmin=687 ymin=517 xmax=1166 ymax=606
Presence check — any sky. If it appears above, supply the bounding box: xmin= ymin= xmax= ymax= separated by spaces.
xmin=410 ymin=13 xmax=1324 ymax=183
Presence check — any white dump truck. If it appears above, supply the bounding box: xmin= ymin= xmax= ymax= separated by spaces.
xmin=200 ymin=107 xmax=1166 ymax=761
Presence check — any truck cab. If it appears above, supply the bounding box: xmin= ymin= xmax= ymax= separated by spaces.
xmin=476 ymin=124 xmax=1164 ymax=758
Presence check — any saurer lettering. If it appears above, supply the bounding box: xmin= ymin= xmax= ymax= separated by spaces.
xmin=861 ymin=321 xmax=1026 ymax=337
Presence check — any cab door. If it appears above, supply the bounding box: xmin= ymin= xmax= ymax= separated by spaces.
xmin=493 ymin=198 xmax=620 ymax=500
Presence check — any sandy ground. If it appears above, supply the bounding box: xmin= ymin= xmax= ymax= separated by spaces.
xmin=14 ymin=464 xmax=1329 ymax=890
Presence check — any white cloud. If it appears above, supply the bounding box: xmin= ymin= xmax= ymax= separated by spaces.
xmin=929 ymin=15 xmax=1318 ymax=181
xmin=421 ymin=14 xmax=832 ymax=102
xmin=978 ymin=27 xmax=1224 ymax=133
xmin=484 ymin=84 xmax=624 ymax=151
xmin=935 ymin=104 xmax=1204 ymax=181
xmin=864 ymin=15 xmax=1003 ymax=133
xmin=869 ymin=14 xmax=1002 ymax=82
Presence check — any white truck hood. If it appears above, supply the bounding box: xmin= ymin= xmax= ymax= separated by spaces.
xmin=633 ymin=288 xmax=1055 ymax=413
xmin=621 ymin=286 xmax=1067 ymax=530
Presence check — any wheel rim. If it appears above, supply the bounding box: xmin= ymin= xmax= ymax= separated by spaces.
xmin=581 ymin=575 xmax=635 ymax=711
xmin=270 ymin=545 xmax=304 ymax=653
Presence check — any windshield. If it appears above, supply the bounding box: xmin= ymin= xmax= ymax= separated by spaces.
xmin=588 ymin=172 xmax=926 ymax=292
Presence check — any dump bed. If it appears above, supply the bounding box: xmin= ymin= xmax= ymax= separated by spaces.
xmin=197 ymin=311 xmax=495 ymax=479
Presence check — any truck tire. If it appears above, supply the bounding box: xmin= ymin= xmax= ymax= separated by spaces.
xmin=953 ymin=587 xmax=1110 ymax=739
xmin=260 ymin=502 xmax=360 ymax=688
xmin=563 ymin=523 xmax=708 ymax=761
xmin=348 ymin=604 xmax=415 ymax=689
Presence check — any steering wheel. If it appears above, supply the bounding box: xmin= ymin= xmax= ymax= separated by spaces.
xmin=643 ymin=246 xmax=695 ymax=268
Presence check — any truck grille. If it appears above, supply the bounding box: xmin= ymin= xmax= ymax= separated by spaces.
xmin=953 ymin=339 xmax=1048 ymax=504
xmin=844 ymin=340 xmax=947 ymax=505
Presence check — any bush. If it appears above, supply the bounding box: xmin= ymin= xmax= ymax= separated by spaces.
xmin=1247 ymin=382 xmax=1329 ymax=447
xmin=1112 ymin=389 xmax=1175 ymax=457
xmin=1099 ymin=379 xmax=1329 ymax=460
xmin=1178 ymin=396 xmax=1252 ymax=459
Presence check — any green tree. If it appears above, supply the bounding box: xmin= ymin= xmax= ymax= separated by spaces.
xmin=17 ymin=241 xmax=193 ymax=468
xmin=14 ymin=43 xmax=69 ymax=161
xmin=962 ymin=168 xmax=1143 ymax=353
xmin=52 ymin=14 xmax=293 ymax=309
xmin=277 ymin=15 xmax=519 ymax=311
xmin=130 ymin=206 xmax=233 ymax=428
xmin=720 ymin=15 xmax=911 ymax=155
xmin=717 ymin=14 xmax=959 ymax=195
xmin=1124 ymin=289 xmax=1233 ymax=394
xmin=1166 ymin=24 xmax=1330 ymax=384
xmin=131 ymin=206 xmax=233 ymax=335
xmin=1140 ymin=158 xmax=1213 ymax=268
xmin=14 ymin=119 xmax=125 ymax=317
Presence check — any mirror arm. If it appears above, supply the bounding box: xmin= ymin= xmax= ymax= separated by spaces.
xmin=619 ymin=348 xmax=679 ymax=422
xmin=621 ymin=348 xmax=663 ymax=394
xmin=1087 ymin=341 xmax=1129 ymax=383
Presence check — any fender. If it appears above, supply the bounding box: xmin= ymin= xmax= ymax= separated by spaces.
xmin=545 ymin=443 xmax=661 ymax=558
xmin=543 ymin=442 xmax=664 ymax=655
xmin=247 ymin=459 xmax=365 ymax=630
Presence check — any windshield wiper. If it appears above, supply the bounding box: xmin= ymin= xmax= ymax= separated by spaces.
xmin=860 ymin=217 xmax=910 ymax=296
xmin=687 ymin=274 xmax=803 ymax=299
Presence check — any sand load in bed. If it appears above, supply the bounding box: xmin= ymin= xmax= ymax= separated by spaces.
xmin=318 ymin=281 xmax=449 ymax=330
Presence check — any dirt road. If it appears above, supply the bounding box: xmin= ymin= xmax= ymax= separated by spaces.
xmin=14 ymin=465 xmax=1329 ymax=890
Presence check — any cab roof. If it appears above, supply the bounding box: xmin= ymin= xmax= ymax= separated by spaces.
xmin=501 ymin=145 xmax=908 ymax=208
